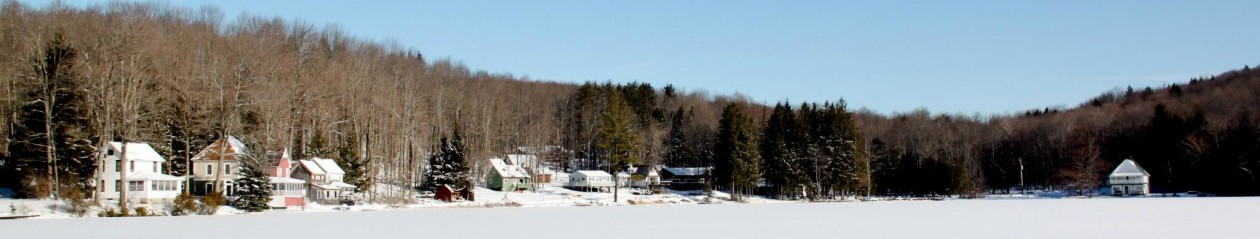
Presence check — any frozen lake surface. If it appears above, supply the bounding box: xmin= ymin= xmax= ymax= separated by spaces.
xmin=3 ymin=197 xmax=1259 ymax=239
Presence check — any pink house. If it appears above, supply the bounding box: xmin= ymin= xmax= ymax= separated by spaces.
xmin=268 ymin=148 xmax=307 ymax=208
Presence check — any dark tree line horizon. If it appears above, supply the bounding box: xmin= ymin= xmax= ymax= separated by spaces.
xmin=1 ymin=1 xmax=1258 ymax=201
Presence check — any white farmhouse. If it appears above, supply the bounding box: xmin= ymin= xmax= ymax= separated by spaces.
xmin=96 ymin=142 xmax=184 ymax=203
xmin=568 ymin=170 xmax=614 ymax=191
xmin=292 ymin=157 xmax=356 ymax=203
xmin=1109 ymin=159 xmax=1151 ymax=196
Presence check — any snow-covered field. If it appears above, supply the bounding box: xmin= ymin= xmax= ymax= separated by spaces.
xmin=3 ymin=197 xmax=1259 ymax=239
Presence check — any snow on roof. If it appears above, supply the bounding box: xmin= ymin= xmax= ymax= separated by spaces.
xmin=329 ymin=181 xmax=357 ymax=189
xmin=226 ymin=136 xmax=247 ymax=153
xmin=311 ymin=183 xmax=338 ymax=190
xmin=298 ymin=160 xmax=326 ymax=175
xmin=192 ymin=136 xmax=248 ymax=161
xmin=1110 ymin=159 xmax=1150 ymax=177
xmin=490 ymin=158 xmax=531 ymax=178
xmin=268 ymin=177 xmax=306 ymax=184
xmin=616 ymin=172 xmax=630 ymax=178
xmin=633 ymin=165 xmax=661 ymax=176
xmin=314 ymin=158 xmax=346 ymax=175
xmin=573 ymin=170 xmax=612 ymax=178
xmin=107 ymin=142 xmax=166 ymax=162
xmin=664 ymin=167 xmax=709 ymax=176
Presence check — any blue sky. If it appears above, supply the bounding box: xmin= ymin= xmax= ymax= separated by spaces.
xmin=58 ymin=0 xmax=1260 ymax=115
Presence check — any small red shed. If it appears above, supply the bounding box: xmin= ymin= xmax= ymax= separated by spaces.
xmin=435 ymin=185 xmax=455 ymax=202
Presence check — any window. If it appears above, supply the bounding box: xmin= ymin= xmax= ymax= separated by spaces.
xmin=225 ymin=164 xmax=232 ymax=175
xmin=115 ymin=160 xmax=121 ymax=172
xmin=152 ymin=162 xmax=158 ymax=173
xmin=152 ymin=181 xmax=159 ymax=191
xmin=206 ymin=164 xmax=213 ymax=175
xmin=115 ymin=180 xmax=121 ymax=192
xmin=129 ymin=161 xmax=135 ymax=172
xmin=128 ymin=181 xmax=143 ymax=192
xmin=100 ymin=180 xmax=106 ymax=192
xmin=107 ymin=149 xmax=115 ymax=156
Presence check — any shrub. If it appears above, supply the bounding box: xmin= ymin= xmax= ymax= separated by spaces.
xmin=62 ymin=187 xmax=91 ymax=217
xmin=133 ymin=207 xmax=152 ymax=216
xmin=17 ymin=174 xmax=51 ymax=199
xmin=97 ymin=208 xmax=126 ymax=217
xmin=170 ymin=192 xmax=197 ymax=216
xmin=198 ymin=191 xmax=226 ymax=215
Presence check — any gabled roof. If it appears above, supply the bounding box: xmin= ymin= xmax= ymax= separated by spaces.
xmin=489 ymin=158 xmax=530 ymax=178
xmin=314 ymin=158 xmax=346 ymax=175
xmin=107 ymin=142 xmax=166 ymax=162
xmin=663 ymin=167 xmax=709 ymax=176
xmin=297 ymin=160 xmax=326 ymax=176
xmin=573 ymin=170 xmax=612 ymax=178
xmin=192 ymin=136 xmax=248 ymax=161
xmin=1110 ymin=159 xmax=1150 ymax=177
xmin=273 ymin=148 xmax=293 ymax=177
xmin=633 ymin=165 xmax=661 ymax=176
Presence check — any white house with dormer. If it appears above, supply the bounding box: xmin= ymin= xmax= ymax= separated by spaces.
xmin=1109 ymin=159 xmax=1151 ymax=196
xmin=96 ymin=142 xmax=184 ymax=203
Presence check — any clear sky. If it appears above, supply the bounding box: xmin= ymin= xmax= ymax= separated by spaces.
xmin=57 ymin=0 xmax=1260 ymax=115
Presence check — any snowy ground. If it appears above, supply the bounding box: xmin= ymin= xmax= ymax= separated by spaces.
xmin=4 ymin=197 xmax=1259 ymax=238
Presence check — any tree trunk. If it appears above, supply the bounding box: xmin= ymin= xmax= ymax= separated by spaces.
xmin=119 ymin=139 xmax=128 ymax=211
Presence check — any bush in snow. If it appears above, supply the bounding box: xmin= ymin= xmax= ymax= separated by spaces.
xmin=198 ymin=191 xmax=226 ymax=215
xmin=170 ymin=191 xmax=197 ymax=216
xmin=62 ymin=187 xmax=91 ymax=217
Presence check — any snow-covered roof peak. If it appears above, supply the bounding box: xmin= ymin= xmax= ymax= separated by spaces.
xmin=1110 ymin=159 xmax=1150 ymax=177
xmin=107 ymin=142 xmax=166 ymax=162
xmin=490 ymin=157 xmax=530 ymax=178
xmin=573 ymin=170 xmax=612 ymax=178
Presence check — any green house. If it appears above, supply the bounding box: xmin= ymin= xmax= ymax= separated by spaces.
xmin=486 ymin=157 xmax=533 ymax=191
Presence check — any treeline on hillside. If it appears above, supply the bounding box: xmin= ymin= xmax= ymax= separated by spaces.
xmin=858 ymin=67 xmax=1260 ymax=197
xmin=0 ymin=1 xmax=568 ymax=198
xmin=3 ymin=1 xmax=1259 ymax=201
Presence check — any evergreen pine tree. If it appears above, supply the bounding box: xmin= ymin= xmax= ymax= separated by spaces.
xmin=715 ymin=102 xmax=760 ymax=201
xmin=761 ymin=103 xmax=804 ymax=199
xmin=232 ymin=159 xmax=272 ymax=212
xmin=336 ymin=131 xmax=371 ymax=192
xmin=598 ymin=91 xmax=639 ymax=202
xmin=446 ymin=123 xmax=471 ymax=189
xmin=664 ymin=107 xmax=690 ymax=166
xmin=6 ymin=34 xmax=97 ymax=198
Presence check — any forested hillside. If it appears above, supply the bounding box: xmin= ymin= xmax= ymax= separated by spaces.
xmin=1 ymin=1 xmax=1257 ymax=200
xmin=0 ymin=1 xmax=725 ymax=198
xmin=857 ymin=67 xmax=1260 ymax=196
